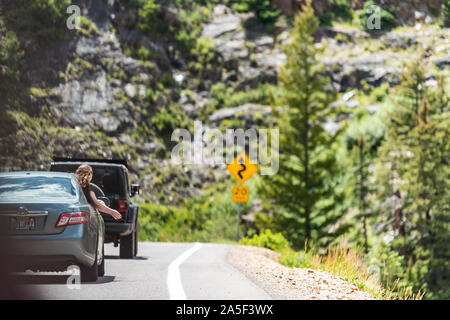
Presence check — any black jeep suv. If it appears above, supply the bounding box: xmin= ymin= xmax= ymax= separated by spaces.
xmin=50 ymin=158 xmax=140 ymax=258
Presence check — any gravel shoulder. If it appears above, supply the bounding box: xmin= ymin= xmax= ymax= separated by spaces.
xmin=227 ymin=245 xmax=376 ymax=300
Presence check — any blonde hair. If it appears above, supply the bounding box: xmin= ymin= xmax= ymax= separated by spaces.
xmin=75 ymin=164 xmax=93 ymax=189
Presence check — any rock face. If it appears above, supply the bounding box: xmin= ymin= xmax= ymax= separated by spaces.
xmin=202 ymin=6 xmax=242 ymax=39
xmin=202 ymin=5 xmax=449 ymax=94
xmin=30 ymin=0 xmax=171 ymax=136
xmin=321 ymin=26 xmax=450 ymax=92
xmin=209 ymin=104 xmax=272 ymax=124
xmin=434 ymin=55 xmax=450 ymax=69
xmin=47 ymin=30 xmax=153 ymax=134
xmin=317 ymin=26 xmax=369 ymax=42
xmin=272 ymin=0 xmax=444 ymax=26
xmin=201 ymin=5 xmax=285 ymax=89
xmin=324 ymin=52 xmax=406 ymax=91
xmin=271 ymin=0 xmax=331 ymax=16
xmin=34 ymin=2 xmax=450 ymax=138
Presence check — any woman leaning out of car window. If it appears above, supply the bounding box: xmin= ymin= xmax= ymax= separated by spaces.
xmin=75 ymin=164 xmax=122 ymax=220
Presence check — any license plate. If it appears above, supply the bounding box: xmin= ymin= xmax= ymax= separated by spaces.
xmin=10 ymin=217 xmax=35 ymax=230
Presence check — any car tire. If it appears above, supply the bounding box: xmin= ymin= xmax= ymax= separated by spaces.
xmin=119 ymin=231 xmax=135 ymax=259
xmin=80 ymin=254 xmax=98 ymax=283
xmin=98 ymin=243 xmax=105 ymax=277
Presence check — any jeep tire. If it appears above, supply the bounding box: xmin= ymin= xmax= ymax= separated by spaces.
xmin=120 ymin=231 xmax=135 ymax=259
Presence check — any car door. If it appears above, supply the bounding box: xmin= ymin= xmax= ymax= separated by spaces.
xmin=76 ymin=183 xmax=100 ymax=259
xmin=87 ymin=183 xmax=105 ymax=262
xmin=95 ymin=206 xmax=105 ymax=265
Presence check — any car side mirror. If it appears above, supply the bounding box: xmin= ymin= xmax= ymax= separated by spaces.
xmin=130 ymin=184 xmax=140 ymax=197
xmin=97 ymin=196 xmax=111 ymax=207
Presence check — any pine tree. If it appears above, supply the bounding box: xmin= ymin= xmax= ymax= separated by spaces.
xmin=375 ymin=61 xmax=428 ymax=215
xmin=375 ymin=61 xmax=450 ymax=298
xmin=348 ymin=135 xmax=372 ymax=253
xmin=343 ymin=113 xmax=386 ymax=254
xmin=258 ymin=0 xmax=347 ymax=250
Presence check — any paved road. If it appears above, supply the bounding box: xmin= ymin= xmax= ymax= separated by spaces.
xmin=14 ymin=242 xmax=271 ymax=300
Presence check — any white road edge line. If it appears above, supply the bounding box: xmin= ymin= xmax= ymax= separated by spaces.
xmin=167 ymin=242 xmax=203 ymax=300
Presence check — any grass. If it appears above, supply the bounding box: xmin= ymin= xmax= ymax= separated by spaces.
xmin=240 ymin=231 xmax=424 ymax=300
xmin=278 ymin=242 xmax=376 ymax=291
xmin=284 ymin=243 xmax=425 ymax=300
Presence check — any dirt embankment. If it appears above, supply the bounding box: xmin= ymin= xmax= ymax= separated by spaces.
xmin=227 ymin=245 xmax=376 ymax=300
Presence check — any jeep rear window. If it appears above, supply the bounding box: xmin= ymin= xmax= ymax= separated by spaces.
xmin=51 ymin=164 xmax=126 ymax=197
xmin=90 ymin=167 xmax=124 ymax=197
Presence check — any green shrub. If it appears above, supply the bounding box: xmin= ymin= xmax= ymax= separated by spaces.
xmin=5 ymin=0 xmax=71 ymax=41
xmin=234 ymin=0 xmax=280 ymax=24
xmin=188 ymin=37 xmax=219 ymax=79
xmin=366 ymin=241 xmax=431 ymax=299
xmin=319 ymin=0 xmax=353 ymax=26
xmin=137 ymin=46 xmax=151 ymax=60
xmin=77 ymin=16 xmax=99 ymax=36
xmin=332 ymin=0 xmax=353 ymax=21
xmin=0 ymin=19 xmax=23 ymax=105
xmin=138 ymin=203 xmax=188 ymax=242
xmin=319 ymin=12 xmax=333 ymax=27
xmin=441 ymin=0 xmax=450 ymax=27
xmin=138 ymin=182 xmax=243 ymax=243
xmin=279 ymin=249 xmax=315 ymax=269
xmin=138 ymin=0 xmax=161 ymax=33
xmin=207 ymin=83 xmax=274 ymax=114
xmin=358 ymin=1 xmax=397 ymax=31
xmin=227 ymin=85 xmax=272 ymax=108
xmin=239 ymin=229 xmax=290 ymax=252
xmin=151 ymin=108 xmax=178 ymax=135
xmin=369 ymin=82 xmax=390 ymax=103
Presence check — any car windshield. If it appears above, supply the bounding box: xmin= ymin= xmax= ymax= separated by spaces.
xmin=0 ymin=176 xmax=77 ymax=202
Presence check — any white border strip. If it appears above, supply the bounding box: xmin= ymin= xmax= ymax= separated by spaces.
xmin=167 ymin=242 xmax=203 ymax=300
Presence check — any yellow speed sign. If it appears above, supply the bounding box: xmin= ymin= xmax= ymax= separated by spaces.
xmin=232 ymin=185 xmax=249 ymax=203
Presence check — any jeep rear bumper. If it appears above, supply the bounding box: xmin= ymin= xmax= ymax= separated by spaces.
xmin=104 ymin=222 xmax=133 ymax=237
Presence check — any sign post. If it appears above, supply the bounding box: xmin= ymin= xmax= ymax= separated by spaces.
xmin=232 ymin=185 xmax=249 ymax=241
xmin=237 ymin=202 xmax=241 ymax=241
xmin=227 ymin=153 xmax=257 ymax=241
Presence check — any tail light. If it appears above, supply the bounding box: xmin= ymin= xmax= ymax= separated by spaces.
xmin=118 ymin=200 xmax=128 ymax=213
xmin=55 ymin=212 xmax=89 ymax=228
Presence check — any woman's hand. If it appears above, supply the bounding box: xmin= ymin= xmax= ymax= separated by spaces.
xmin=90 ymin=190 xmax=122 ymax=220
xmin=110 ymin=210 xmax=122 ymax=221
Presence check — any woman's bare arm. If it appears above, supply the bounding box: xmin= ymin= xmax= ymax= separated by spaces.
xmin=90 ymin=191 xmax=122 ymax=220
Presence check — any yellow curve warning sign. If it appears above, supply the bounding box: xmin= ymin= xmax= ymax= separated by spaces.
xmin=227 ymin=152 xmax=258 ymax=184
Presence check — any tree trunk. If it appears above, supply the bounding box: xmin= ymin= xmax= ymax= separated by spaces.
xmin=393 ymin=190 xmax=406 ymax=255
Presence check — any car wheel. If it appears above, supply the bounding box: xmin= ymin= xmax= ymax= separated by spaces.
xmin=80 ymin=255 xmax=98 ymax=283
xmin=98 ymin=242 xmax=105 ymax=277
xmin=119 ymin=231 xmax=135 ymax=259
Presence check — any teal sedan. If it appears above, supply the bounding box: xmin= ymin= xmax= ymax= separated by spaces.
xmin=0 ymin=172 xmax=105 ymax=282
